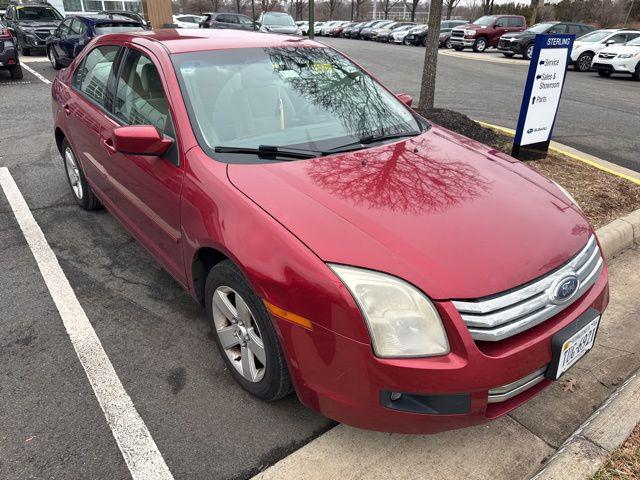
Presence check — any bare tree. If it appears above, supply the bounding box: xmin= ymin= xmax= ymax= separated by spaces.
xmin=480 ymin=0 xmax=494 ymax=14
xmin=403 ymin=0 xmax=421 ymax=20
xmin=354 ymin=0 xmax=367 ymax=19
xmin=529 ymin=0 xmax=542 ymax=24
xmin=292 ymin=0 xmax=308 ymax=18
xmin=443 ymin=0 xmax=463 ymax=18
xmin=260 ymin=0 xmax=280 ymax=11
xmin=380 ymin=0 xmax=401 ymax=18
xmin=323 ymin=0 xmax=341 ymax=18
xmin=419 ymin=0 xmax=443 ymax=110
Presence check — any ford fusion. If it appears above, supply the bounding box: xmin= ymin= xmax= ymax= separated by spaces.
xmin=51 ymin=29 xmax=608 ymax=433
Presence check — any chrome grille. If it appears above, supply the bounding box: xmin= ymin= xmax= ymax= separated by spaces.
xmin=488 ymin=367 xmax=547 ymax=403
xmin=453 ymin=235 xmax=603 ymax=342
xmin=34 ymin=29 xmax=53 ymax=41
xmin=451 ymin=29 xmax=464 ymax=37
xmin=598 ymin=52 xmax=616 ymax=59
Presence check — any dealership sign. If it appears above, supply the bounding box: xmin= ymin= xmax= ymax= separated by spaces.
xmin=512 ymin=34 xmax=574 ymax=160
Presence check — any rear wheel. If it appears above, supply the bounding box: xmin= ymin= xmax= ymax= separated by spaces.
xmin=61 ymin=139 xmax=102 ymax=210
xmin=9 ymin=65 xmax=23 ymax=80
xmin=575 ymin=52 xmax=593 ymax=72
xmin=523 ymin=43 xmax=534 ymax=60
xmin=472 ymin=37 xmax=488 ymax=53
xmin=206 ymin=260 xmax=292 ymax=401
xmin=597 ymin=70 xmax=612 ymax=77
xmin=421 ymin=36 xmax=427 ymax=47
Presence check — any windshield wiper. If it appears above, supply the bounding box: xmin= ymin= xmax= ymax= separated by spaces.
xmin=328 ymin=131 xmax=422 ymax=152
xmin=214 ymin=145 xmax=321 ymax=160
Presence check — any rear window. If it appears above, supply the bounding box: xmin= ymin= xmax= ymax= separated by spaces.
xmin=94 ymin=22 xmax=144 ymax=35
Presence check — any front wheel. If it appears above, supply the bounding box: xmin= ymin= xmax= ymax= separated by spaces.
xmin=523 ymin=43 xmax=534 ymax=61
xmin=61 ymin=139 xmax=102 ymax=210
xmin=48 ymin=46 xmax=62 ymax=70
xmin=472 ymin=37 xmax=488 ymax=53
xmin=575 ymin=52 xmax=593 ymax=72
xmin=632 ymin=64 xmax=640 ymax=80
xmin=206 ymin=260 xmax=293 ymax=401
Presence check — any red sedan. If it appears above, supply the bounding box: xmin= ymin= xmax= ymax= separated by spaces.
xmin=51 ymin=29 xmax=608 ymax=433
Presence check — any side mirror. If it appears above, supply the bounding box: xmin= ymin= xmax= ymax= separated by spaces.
xmin=112 ymin=126 xmax=173 ymax=156
xmin=605 ymin=39 xmax=615 ymax=45
xmin=397 ymin=93 xmax=413 ymax=107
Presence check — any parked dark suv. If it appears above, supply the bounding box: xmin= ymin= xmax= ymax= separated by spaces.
xmin=498 ymin=21 xmax=594 ymax=59
xmin=449 ymin=15 xmax=526 ymax=52
xmin=0 ymin=20 xmax=22 ymax=79
xmin=199 ymin=12 xmax=254 ymax=30
xmin=3 ymin=0 xmax=62 ymax=56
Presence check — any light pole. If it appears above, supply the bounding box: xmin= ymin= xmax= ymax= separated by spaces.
xmin=309 ymin=0 xmax=315 ymax=39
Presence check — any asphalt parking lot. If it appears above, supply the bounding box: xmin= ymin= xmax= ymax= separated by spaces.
xmin=0 ymin=57 xmax=332 ymax=480
xmin=0 ymin=45 xmax=638 ymax=480
xmin=320 ymin=38 xmax=640 ymax=172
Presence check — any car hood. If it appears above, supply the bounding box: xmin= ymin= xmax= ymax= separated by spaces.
xmin=501 ymin=31 xmax=528 ymax=39
xmin=227 ymin=126 xmax=591 ymax=300
xmin=17 ymin=20 xmax=60 ymax=29
xmin=599 ymin=44 xmax=640 ymax=54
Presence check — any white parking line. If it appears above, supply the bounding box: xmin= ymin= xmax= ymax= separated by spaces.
xmin=21 ymin=63 xmax=51 ymax=84
xmin=0 ymin=167 xmax=174 ymax=480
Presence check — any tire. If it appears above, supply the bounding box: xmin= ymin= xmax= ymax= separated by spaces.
xmin=9 ymin=65 xmax=23 ymax=80
xmin=472 ymin=37 xmax=488 ymax=53
xmin=18 ymin=40 xmax=31 ymax=56
xmin=453 ymin=45 xmax=464 ymax=51
xmin=61 ymin=139 xmax=102 ymax=210
xmin=205 ymin=260 xmax=292 ymax=401
xmin=632 ymin=63 xmax=640 ymax=80
xmin=597 ymin=70 xmax=612 ymax=77
xmin=523 ymin=43 xmax=534 ymax=61
xmin=445 ymin=38 xmax=453 ymax=49
xmin=575 ymin=52 xmax=593 ymax=72
xmin=502 ymin=52 xmax=515 ymax=58
xmin=421 ymin=36 xmax=427 ymax=47
xmin=48 ymin=46 xmax=62 ymax=70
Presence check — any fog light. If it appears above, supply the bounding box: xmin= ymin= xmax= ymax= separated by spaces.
xmin=389 ymin=392 xmax=402 ymax=401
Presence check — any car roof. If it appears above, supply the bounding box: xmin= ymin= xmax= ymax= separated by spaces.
xmin=105 ymin=29 xmax=321 ymax=54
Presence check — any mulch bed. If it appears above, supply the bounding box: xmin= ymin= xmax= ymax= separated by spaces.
xmin=593 ymin=423 xmax=640 ymax=480
xmin=417 ymin=108 xmax=640 ymax=229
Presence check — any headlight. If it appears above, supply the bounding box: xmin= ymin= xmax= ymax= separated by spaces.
xmin=330 ymin=265 xmax=450 ymax=358
xmin=552 ymin=180 xmax=582 ymax=211
xmin=296 ymin=28 xmax=302 ymax=35
xmin=464 ymin=29 xmax=475 ymax=36
xmin=617 ymin=53 xmax=637 ymax=58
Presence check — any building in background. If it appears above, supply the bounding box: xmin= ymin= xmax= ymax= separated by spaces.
xmin=61 ymin=0 xmax=144 ymax=14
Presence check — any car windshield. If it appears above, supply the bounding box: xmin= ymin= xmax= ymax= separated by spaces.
xmin=473 ymin=16 xmax=496 ymax=26
xmin=173 ymin=47 xmax=423 ymax=162
xmin=263 ymin=14 xmax=295 ymax=26
xmin=16 ymin=6 xmax=63 ymax=21
xmin=577 ymin=30 xmax=614 ymax=42
xmin=94 ymin=23 xmax=144 ymax=34
xmin=526 ymin=23 xmax=554 ymax=33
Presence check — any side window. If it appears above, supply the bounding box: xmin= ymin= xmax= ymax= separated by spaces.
xmin=74 ymin=45 xmax=120 ymax=108
xmin=239 ymin=16 xmax=253 ymax=25
xmin=625 ymin=32 xmax=640 ymax=42
xmin=113 ymin=50 xmax=171 ymax=136
xmin=548 ymin=24 xmax=567 ymax=34
xmin=70 ymin=18 xmax=85 ymax=35
xmin=495 ymin=18 xmax=507 ymax=28
xmin=58 ymin=18 xmax=72 ymax=35
xmin=607 ymin=33 xmax=627 ymax=44
xmin=508 ymin=17 xmax=523 ymax=27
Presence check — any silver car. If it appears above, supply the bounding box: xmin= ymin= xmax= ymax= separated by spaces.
xmin=257 ymin=12 xmax=301 ymax=35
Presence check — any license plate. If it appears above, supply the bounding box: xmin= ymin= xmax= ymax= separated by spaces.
xmin=548 ymin=309 xmax=600 ymax=380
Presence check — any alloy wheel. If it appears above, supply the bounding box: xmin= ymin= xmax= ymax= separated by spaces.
xmin=64 ymin=147 xmax=83 ymax=200
xmin=578 ymin=53 xmax=593 ymax=72
xmin=445 ymin=39 xmax=453 ymax=49
xmin=525 ymin=44 xmax=534 ymax=60
xmin=212 ymin=286 xmax=266 ymax=383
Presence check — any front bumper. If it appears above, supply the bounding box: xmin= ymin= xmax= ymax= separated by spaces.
xmin=272 ymin=263 xmax=609 ymax=433
xmin=592 ymin=58 xmax=638 ymax=74
xmin=497 ymin=41 xmax=524 ymax=54
xmin=449 ymin=37 xmax=475 ymax=48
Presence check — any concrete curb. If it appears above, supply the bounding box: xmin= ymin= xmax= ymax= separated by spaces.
xmin=596 ymin=208 xmax=640 ymax=260
xmin=531 ymin=370 xmax=640 ymax=480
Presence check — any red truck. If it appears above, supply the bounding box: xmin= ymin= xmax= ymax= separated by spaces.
xmin=449 ymin=14 xmax=526 ymax=52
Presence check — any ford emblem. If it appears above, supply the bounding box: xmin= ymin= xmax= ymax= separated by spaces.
xmin=550 ymin=274 xmax=579 ymax=304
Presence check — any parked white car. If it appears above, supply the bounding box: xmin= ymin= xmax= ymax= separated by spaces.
xmin=571 ymin=29 xmax=640 ymax=72
xmin=173 ymin=14 xmax=205 ymax=28
xmin=318 ymin=20 xmax=342 ymax=36
xmin=592 ymin=35 xmax=640 ymax=79
xmin=390 ymin=25 xmax=415 ymax=44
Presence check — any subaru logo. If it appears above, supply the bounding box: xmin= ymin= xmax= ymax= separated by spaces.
xmin=550 ymin=273 xmax=579 ymax=304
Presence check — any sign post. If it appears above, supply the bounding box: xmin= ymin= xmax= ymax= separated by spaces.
xmin=512 ymin=34 xmax=574 ymax=160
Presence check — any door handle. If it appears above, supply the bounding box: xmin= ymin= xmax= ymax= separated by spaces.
xmin=102 ymin=137 xmax=116 ymax=155
xmin=62 ymin=103 xmax=72 ymax=116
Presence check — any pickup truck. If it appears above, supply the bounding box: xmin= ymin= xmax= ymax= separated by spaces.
xmin=449 ymin=14 xmax=526 ymax=52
